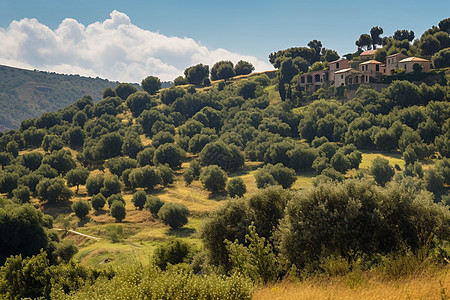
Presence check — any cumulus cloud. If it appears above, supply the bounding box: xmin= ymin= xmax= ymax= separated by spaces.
xmin=0 ymin=10 xmax=273 ymax=82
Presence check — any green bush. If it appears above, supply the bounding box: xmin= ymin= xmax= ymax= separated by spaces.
xmin=110 ymin=201 xmax=126 ymax=222
xmin=158 ymin=202 xmax=190 ymax=229
xmin=145 ymin=196 xmax=165 ymax=217
xmin=200 ymin=165 xmax=228 ymax=193
xmin=91 ymin=193 xmax=106 ymax=211
xmin=226 ymin=177 xmax=247 ymax=198
xmin=153 ymin=240 xmax=191 ymax=270
xmin=132 ymin=190 xmax=147 ymax=210
xmin=71 ymin=200 xmax=91 ymax=220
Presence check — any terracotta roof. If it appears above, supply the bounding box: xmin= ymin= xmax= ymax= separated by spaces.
xmin=399 ymin=57 xmax=430 ymax=63
xmin=386 ymin=53 xmax=408 ymax=58
xmin=334 ymin=68 xmax=355 ymax=74
xmin=359 ymin=60 xmax=383 ymax=65
xmin=360 ymin=50 xmax=377 ymax=56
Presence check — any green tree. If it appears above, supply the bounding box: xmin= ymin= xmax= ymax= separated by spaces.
xmin=160 ymin=87 xmax=186 ymax=105
xmin=157 ymin=164 xmax=174 ymax=187
xmin=370 ymin=157 xmax=395 ymax=186
xmin=132 ymin=190 xmax=147 ymax=210
xmin=6 ymin=140 xmax=19 ymax=157
xmin=424 ymin=168 xmax=445 ymax=196
xmin=66 ymin=167 xmax=90 ymax=193
xmin=86 ymin=174 xmax=104 ymax=196
xmin=21 ymin=152 xmax=43 ymax=171
xmin=42 ymin=149 xmax=76 ymax=175
xmin=145 ymin=195 xmax=165 ymax=217
xmin=183 ymin=169 xmax=194 ymax=185
xmin=129 ymin=165 xmax=161 ymax=190
xmin=12 ymin=185 xmax=31 ymax=203
xmin=103 ymin=87 xmax=116 ymax=98
xmin=393 ymin=29 xmax=415 ymax=41
xmin=72 ymin=111 xmax=88 ymax=127
xmin=226 ymin=177 xmax=247 ymax=198
xmin=234 ymin=60 xmax=255 ymax=76
xmin=54 ymin=240 xmax=78 ymax=263
xmin=126 ymin=91 xmax=153 ymax=117
xmin=184 ymin=64 xmax=209 ymax=85
xmin=104 ymin=157 xmax=138 ymax=177
xmin=173 ymin=76 xmax=188 ymax=86
xmin=152 ymin=131 xmax=175 ymax=148
xmin=370 ymin=26 xmax=383 ymax=48
xmin=110 ymin=201 xmax=126 ymax=222
xmin=136 ymin=147 xmax=155 ymax=166
xmin=211 ymin=61 xmax=234 ymax=81
xmin=419 ymin=34 xmax=441 ymax=56
xmin=432 ymin=48 xmax=450 ymax=68
xmin=114 ymin=83 xmax=137 ymax=101
xmin=141 ymin=76 xmax=161 ymax=95
xmin=91 ymin=193 xmax=106 ymax=211
xmin=36 ymin=178 xmax=73 ymax=203
xmin=153 ymin=240 xmax=191 ymax=270
xmin=200 ymin=165 xmax=228 ymax=193
xmin=122 ymin=131 xmax=144 ymax=159
xmin=0 ymin=172 xmax=20 ymax=195
xmin=100 ymin=175 xmax=122 ymax=198
xmin=153 ymin=143 xmax=186 ymax=169
xmin=71 ymin=200 xmax=91 ymax=220
xmin=158 ymin=202 xmax=190 ymax=229
xmin=356 ymin=33 xmax=372 ymax=51
xmin=98 ymin=132 xmax=123 ymax=159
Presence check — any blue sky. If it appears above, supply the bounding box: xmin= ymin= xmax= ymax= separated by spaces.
xmin=0 ymin=0 xmax=448 ymax=81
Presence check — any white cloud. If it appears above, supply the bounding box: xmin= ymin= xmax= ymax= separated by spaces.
xmin=0 ymin=10 xmax=273 ymax=82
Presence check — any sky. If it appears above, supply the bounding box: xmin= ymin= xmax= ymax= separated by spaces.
xmin=0 ymin=0 xmax=448 ymax=82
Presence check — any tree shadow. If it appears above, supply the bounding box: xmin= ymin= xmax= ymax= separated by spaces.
xmin=77 ymin=216 xmax=91 ymax=227
xmin=168 ymin=227 xmax=196 ymax=238
xmin=207 ymin=192 xmax=228 ymax=201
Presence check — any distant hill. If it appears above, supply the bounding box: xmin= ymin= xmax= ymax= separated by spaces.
xmin=0 ymin=65 xmax=171 ymax=131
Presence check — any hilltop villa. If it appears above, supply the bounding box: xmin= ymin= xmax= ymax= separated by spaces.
xmin=297 ymin=53 xmax=432 ymax=91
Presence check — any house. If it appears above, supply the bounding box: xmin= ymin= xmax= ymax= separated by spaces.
xmin=298 ymin=69 xmax=329 ymax=93
xmin=358 ymin=60 xmax=385 ymax=83
xmin=398 ymin=57 xmax=432 ymax=73
xmin=386 ymin=53 xmax=408 ymax=74
xmin=328 ymin=58 xmax=351 ymax=84
xmin=360 ymin=49 xmax=377 ymax=60
xmin=334 ymin=68 xmax=359 ymax=87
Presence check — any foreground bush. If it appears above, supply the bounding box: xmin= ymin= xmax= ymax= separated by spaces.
xmin=50 ymin=265 xmax=253 ymax=300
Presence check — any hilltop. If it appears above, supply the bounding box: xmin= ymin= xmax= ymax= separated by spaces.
xmin=0 ymin=65 xmax=170 ymax=131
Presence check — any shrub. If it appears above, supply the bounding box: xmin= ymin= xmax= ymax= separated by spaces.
xmin=370 ymin=157 xmax=395 ymax=186
xmin=145 ymin=196 xmax=165 ymax=217
xmin=86 ymin=174 xmax=104 ymax=196
xmin=226 ymin=177 xmax=247 ymax=198
xmin=200 ymin=165 xmax=228 ymax=193
xmin=12 ymin=185 xmax=31 ymax=203
xmin=100 ymin=175 xmax=123 ymax=198
xmin=157 ymin=164 xmax=174 ymax=186
xmin=183 ymin=169 xmax=194 ymax=185
xmin=153 ymin=143 xmax=186 ymax=169
xmin=54 ymin=240 xmax=78 ymax=263
xmin=153 ymin=240 xmax=191 ymax=270
xmin=71 ymin=200 xmax=91 ymax=220
xmin=132 ymin=190 xmax=147 ymax=210
xmin=36 ymin=177 xmax=73 ymax=203
xmin=91 ymin=193 xmax=106 ymax=211
xmin=110 ymin=201 xmax=126 ymax=222
xmin=107 ymin=194 xmax=126 ymax=208
xmin=158 ymin=202 xmax=190 ymax=229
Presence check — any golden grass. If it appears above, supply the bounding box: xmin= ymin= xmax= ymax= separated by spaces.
xmin=253 ymin=269 xmax=450 ymax=300
xmin=359 ymin=150 xmax=406 ymax=170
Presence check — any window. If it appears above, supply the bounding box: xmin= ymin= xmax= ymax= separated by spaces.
xmin=315 ymin=74 xmax=321 ymax=82
xmin=341 ymin=75 xmax=344 ymax=79
xmin=301 ymin=76 xmax=305 ymax=83
xmin=336 ymin=62 xmax=340 ymax=69
xmin=376 ymin=65 xmax=379 ymax=72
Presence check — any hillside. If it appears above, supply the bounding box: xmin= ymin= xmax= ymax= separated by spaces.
xmin=0 ymin=65 xmax=171 ymax=131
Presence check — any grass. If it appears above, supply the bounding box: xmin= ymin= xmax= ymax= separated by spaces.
xmin=253 ymin=268 xmax=450 ymax=300
xmin=359 ymin=150 xmax=406 ymax=170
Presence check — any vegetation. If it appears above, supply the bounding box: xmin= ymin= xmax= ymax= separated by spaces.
xmin=0 ymin=17 xmax=449 ymax=299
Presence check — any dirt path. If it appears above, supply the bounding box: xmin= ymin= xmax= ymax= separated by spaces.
xmin=55 ymin=228 xmax=101 ymax=240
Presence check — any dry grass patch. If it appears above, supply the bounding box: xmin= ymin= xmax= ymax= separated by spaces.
xmin=253 ymin=269 xmax=450 ymax=300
